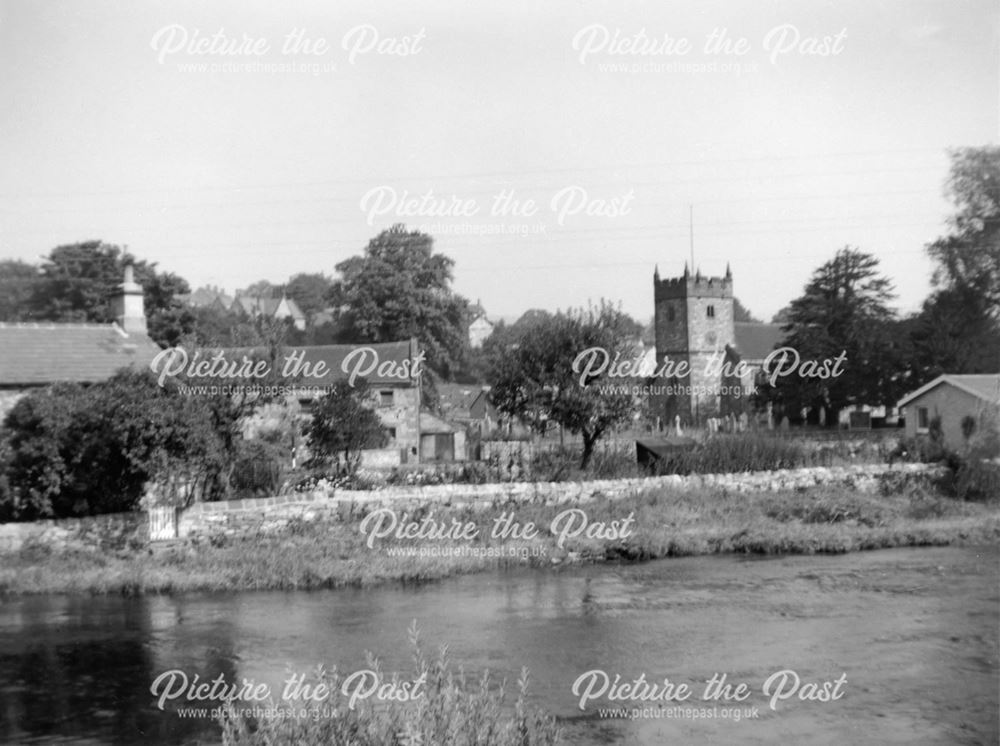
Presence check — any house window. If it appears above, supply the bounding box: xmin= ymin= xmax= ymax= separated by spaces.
xmin=667 ymin=306 xmax=675 ymax=322
xmin=916 ymin=406 xmax=929 ymax=432
xmin=379 ymin=390 xmax=394 ymax=407
xmin=707 ymin=305 xmax=715 ymax=318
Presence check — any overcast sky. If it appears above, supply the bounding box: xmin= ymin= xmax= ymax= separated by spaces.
xmin=0 ymin=0 xmax=996 ymax=324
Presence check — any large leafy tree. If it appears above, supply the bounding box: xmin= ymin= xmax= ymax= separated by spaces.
xmin=305 ymin=380 xmax=388 ymax=475
xmin=907 ymin=146 xmax=1000 ymax=379
xmin=488 ymin=302 xmax=639 ymax=469
xmin=927 ymin=146 xmax=1000 ymax=310
xmin=332 ymin=226 xmax=471 ymax=380
xmin=21 ymin=241 xmax=190 ymax=346
xmin=285 ymin=272 xmax=332 ymax=322
xmin=0 ymin=371 xmax=238 ymax=520
xmin=0 ymin=260 xmax=40 ymax=321
xmin=768 ymin=247 xmax=901 ymax=421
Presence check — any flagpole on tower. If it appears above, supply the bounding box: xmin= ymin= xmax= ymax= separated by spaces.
xmin=689 ymin=204 xmax=695 ymax=271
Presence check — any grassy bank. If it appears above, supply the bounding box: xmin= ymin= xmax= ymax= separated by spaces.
xmin=1 ymin=484 xmax=998 ymax=597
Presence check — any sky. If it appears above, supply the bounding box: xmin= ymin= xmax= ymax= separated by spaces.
xmin=0 ymin=0 xmax=997 ymax=324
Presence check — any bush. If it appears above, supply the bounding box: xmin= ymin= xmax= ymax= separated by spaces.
xmin=953 ymin=459 xmax=1000 ymax=501
xmin=0 ymin=371 xmax=239 ymax=520
xmin=218 ymin=623 xmax=560 ymax=746
xmin=652 ymin=434 xmax=813 ymax=475
xmin=231 ymin=440 xmax=286 ymax=498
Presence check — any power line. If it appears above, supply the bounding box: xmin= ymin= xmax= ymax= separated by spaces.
xmin=0 ymin=146 xmax=948 ymax=201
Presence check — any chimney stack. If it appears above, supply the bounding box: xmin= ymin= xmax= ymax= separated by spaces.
xmin=114 ymin=264 xmax=147 ymax=335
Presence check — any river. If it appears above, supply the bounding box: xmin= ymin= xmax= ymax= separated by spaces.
xmin=1 ymin=545 xmax=997 ymax=745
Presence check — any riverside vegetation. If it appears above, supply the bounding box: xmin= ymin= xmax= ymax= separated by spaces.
xmin=2 ymin=473 xmax=997 ymax=597
xmin=217 ymin=623 xmax=561 ymax=746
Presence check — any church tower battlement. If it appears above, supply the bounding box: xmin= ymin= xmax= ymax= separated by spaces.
xmin=653 ymin=263 xmax=736 ymax=423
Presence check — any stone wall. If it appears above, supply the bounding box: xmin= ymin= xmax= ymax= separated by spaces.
xmin=0 ymin=463 xmax=944 ymax=552
xmin=176 ymin=462 xmax=940 ymax=543
xmin=0 ymin=511 xmax=146 ymax=554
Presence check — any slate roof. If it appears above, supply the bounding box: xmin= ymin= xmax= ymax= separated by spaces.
xmin=176 ymin=341 xmax=420 ymax=387
xmin=0 ymin=322 xmax=162 ymax=386
xmin=733 ymin=323 xmax=785 ymax=362
xmin=436 ymin=383 xmax=488 ymax=419
xmin=898 ymin=374 xmax=1000 ymax=408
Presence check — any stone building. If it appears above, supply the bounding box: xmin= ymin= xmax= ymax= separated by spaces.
xmin=652 ymin=264 xmax=784 ymax=425
xmin=0 ymin=266 xmax=162 ymax=420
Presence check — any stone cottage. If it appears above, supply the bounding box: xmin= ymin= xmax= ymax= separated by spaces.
xmin=0 ymin=266 xmax=162 ymax=419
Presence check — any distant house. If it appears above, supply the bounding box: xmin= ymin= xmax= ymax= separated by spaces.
xmin=173 ymin=340 xmax=466 ymax=464
xmin=897 ymin=374 xmax=1000 ymax=447
xmin=0 ymin=266 xmax=162 ymax=419
xmin=468 ymin=302 xmax=495 ymax=349
xmin=231 ymin=294 xmax=306 ymax=331
xmin=177 ymin=285 xmax=234 ymax=311
xmin=437 ymin=383 xmax=498 ymax=434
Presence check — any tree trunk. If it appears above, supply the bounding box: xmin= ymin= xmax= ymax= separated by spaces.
xmin=580 ymin=431 xmax=598 ymax=470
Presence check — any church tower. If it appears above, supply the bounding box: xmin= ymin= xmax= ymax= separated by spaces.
xmin=653 ymin=263 xmax=735 ymax=424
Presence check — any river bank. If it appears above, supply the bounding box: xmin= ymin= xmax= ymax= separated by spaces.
xmin=1 ymin=483 xmax=998 ymax=597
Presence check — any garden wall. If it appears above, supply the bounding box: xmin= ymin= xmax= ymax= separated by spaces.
xmin=0 ymin=463 xmax=942 ymax=552
xmin=176 ymin=462 xmax=941 ymax=543
xmin=0 ymin=511 xmax=146 ymax=554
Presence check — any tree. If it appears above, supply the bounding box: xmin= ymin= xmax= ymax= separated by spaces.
xmin=0 ymin=371 xmax=237 ymax=520
xmin=332 ymin=226 xmax=471 ymax=380
xmin=24 ymin=240 xmax=190 ymax=345
xmin=285 ymin=272 xmax=332 ymax=323
xmin=906 ymin=146 xmax=1000 ymax=379
xmin=305 ymin=380 xmax=388 ymax=475
xmin=0 ymin=260 xmax=40 ymax=321
xmin=488 ymin=302 xmax=639 ymax=469
xmin=927 ymin=146 xmax=1000 ymax=311
xmin=767 ymin=247 xmax=901 ymax=421
xmin=908 ymin=284 xmax=1000 ymax=379
xmin=733 ymin=297 xmax=760 ymax=323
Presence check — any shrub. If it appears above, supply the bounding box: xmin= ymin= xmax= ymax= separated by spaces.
xmin=953 ymin=459 xmax=1000 ymax=501
xmin=218 ymin=623 xmax=560 ymax=746
xmin=653 ymin=433 xmax=811 ymax=475
xmin=305 ymin=379 xmax=388 ymax=476
xmin=231 ymin=440 xmax=286 ymax=498
xmin=0 ymin=371 xmax=239 ymax=520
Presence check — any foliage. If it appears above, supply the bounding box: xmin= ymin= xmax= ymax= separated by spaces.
xmin=764 ymin=247 xmax=902 ymax=419
xmin=332 ymin=226 xmax=471 ymax=379
xmin=927 ymin=146 xmax=1000 ymax=310
xmin=733 ymin=297 xmax=761 ymax=323
xmin=11 ymin=241 xmax=191 ymax=346
xmin=487 ymin=301 xmax=641 ymax=469
xmin=285 ymin=272 xmax=333 ymax=322
xmin=0 ymin=259 xmax=40 ymax=321
xmin=231 ymin=440 xmax=287 ymax=498
xmin=906 ymin=283 xmax=1000 ymax=380
xmin=0 ymin=371 xmax=238 ymax=520
xmin=219 ymin=623 xmax=561 ymax=746
xmin=650 ymin=433 xmax=813 ymax=475
xmin=904 ymin=146 xmax=1000 ymax=382
xmin=306 ymin=380 xmax=388 ymax=475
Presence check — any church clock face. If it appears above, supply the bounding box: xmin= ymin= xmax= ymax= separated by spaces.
xmin=706 ymin=332 xmax=717 ymax=347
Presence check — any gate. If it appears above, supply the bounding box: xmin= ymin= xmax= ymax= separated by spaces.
xmin=148 ymin=506 xmax=178 ymax=541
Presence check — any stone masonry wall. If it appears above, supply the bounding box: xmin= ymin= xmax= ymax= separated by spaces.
xmin=0 ymin=511 xmax=146 ymax=554
xmin=176 ymin=462 xmax=940 ymax=543
xmin=0 ymin=463 xmax=942 ymax=552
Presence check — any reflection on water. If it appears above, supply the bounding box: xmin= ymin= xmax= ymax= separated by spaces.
xmin=1 ymin=546 xmax=997 ymax=745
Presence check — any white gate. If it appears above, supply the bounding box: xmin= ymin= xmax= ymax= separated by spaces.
xmin=148 ymin=506 xmax=177 ymax=541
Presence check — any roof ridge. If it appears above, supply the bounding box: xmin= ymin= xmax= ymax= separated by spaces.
xmin=0 ymin=321 xmax=119 ymax=330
